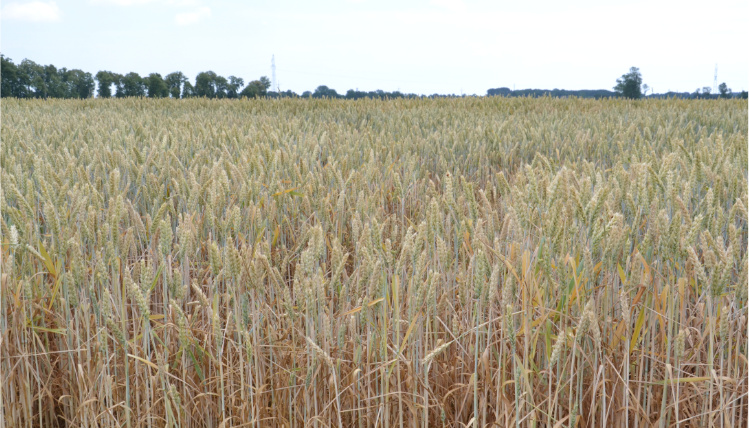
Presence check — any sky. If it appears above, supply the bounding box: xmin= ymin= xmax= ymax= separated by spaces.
xmin=1 ymin=0 xmax=747 ymax=96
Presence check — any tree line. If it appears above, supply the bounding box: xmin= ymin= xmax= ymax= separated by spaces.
xmin=0 ymin=55 xmax=426 ymax=100
xmin=1 ymin=55 xmax=272 ymax=99
xmin=2 ymin=56 xmax=747 ymax=100
xmin=91 ymin=70 xmax=273 ymax=99
xmin=611 ymin=67 xmax=746 ymax=99
xmin=489 ymin=67 xmax=746 ymax=100
xmin=487 ymin=87 xmax=620 ymax=99
xmin=1 ymin=55 xmax=96 ymax=99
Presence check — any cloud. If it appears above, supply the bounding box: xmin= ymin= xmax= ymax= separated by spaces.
xmin=166 ymin=0 xmax=200 ymax=5
xmin=174 ymin=6 xmax=209 ymax=25
xmin=92 ymin=0 xmax=198 ymax=5
xmin=91 ymin=0 xmax=155 ymax=5
xmin=2 ymin=1 xmax=61 ymax=22
xmin=430 ymin=0 xmax=466 ymax=12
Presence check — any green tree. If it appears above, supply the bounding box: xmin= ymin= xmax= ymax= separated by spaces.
xmin=64 ymin=69 xmax=95 ymax=98
xmin=114 ymin=73 xmax=127 ymax=97
xmin=312 ymin=85 xmax=340 ymax=98
xmin=718 ymin=82 xmax=731 ymax=99
xmin=96 ymin=71 xmax=117 ymax=98
xmin=43 ymin=64 xmax=66 ymax=98
xmin=146 ymin=73 xmax=169 ymax=98
xmin=214 ymin=75 xmax=228 ymax=98
xmin=195 ymin=71 xmax=218 ymax=98
xmin=118 ymin=72 xmax=146 ymax=97
xmin=613 ymin=67 xmax=643 ymax=99
xmin=182 ymin=81 xmax=195 ymax=98
xmin=259 ymin=76 xmax=271 ymax=92
xmin=240 ymin=76 xmax=271 ymax=98
xmin=1 ymin=55 xmax=25 ymax=97
xmin=19 ymin=59 xmax=48 ymax=98
xmin=165 ymin=72 xmax=187 ymax=98
xmin=227 ymin=76 xmax=244 ymax=98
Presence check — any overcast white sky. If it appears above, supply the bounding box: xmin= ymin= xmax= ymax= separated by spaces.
xmin=1 ymin=0 xmax=747 ymax=95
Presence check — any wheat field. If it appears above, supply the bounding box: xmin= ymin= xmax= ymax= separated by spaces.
xmin=0 ymin=97 xmax=747 ymax=427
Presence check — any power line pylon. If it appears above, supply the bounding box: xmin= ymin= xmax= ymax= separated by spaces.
xmin=713 ymin=64 xmax=718 ymax=94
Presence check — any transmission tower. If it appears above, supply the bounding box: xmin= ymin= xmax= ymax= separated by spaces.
xmin=271 ymin=55 xmax=278 ymax=93
xmin=713 ymin=64 xmax=718 ymax=94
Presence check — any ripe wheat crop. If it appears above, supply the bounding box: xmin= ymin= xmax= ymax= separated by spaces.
xmin=1 ymin=97 xmax=747 ymax=427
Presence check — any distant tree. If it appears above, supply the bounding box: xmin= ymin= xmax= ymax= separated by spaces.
xmin=96 ymin=71 xmax=117 ymax=98
xmin=691 ymin=87 xmax=714 ymax=100
xmin=1 ymin=55 xmax=25 ymax=97
xmin=344 ymin=88 xmax=414 ymax=100
xmin=55 ymin=67 xmax=68 ymax=98
xmin=718 ymin=82 xmax=731 ymax=99
xmin=165 ymin=72 xmax=187 ymax=98
xmin=214 ymin=75 xmax=228 ymax=98
xmin=487 ymin=87 xmax=619 ymax=99
xmin=43 ymin=64 xmax=67 ymax=98
xmin=0 ymin=59 xmax=93 ymax=99
xmin=312 ymin=85 xmax=339 ymax=98
xmin=113 ymin=73 xmax=127 ymax=97
xmin=64 ymin=69 xmax=95 ymax=98
xmin=613 ymin=67 xmax=643 ymax=99
xmin=302 ymin=91 xmax=312 ymax=98
xmin=195 ymin=71 xmax=219 ymax=98
xmin=260 ymin=76 xmax=271 ymax=91
xmin=18 ymin=59 xmax=48 ymax=98
xmin=240 ymin=76 xmax=271 ymax=98
xmin=487 ymin=87 xmax=512 ymax=97
xmin=182 ymin=81 xmax=195 ymax=98
xmin=227 ymin=76 xmax=244 ymax=98
xmin=240 ymin=81 xmax=262 ymax=98
xmin=193 ymin=71 xmax=231 ymax=98
xmin=146 ymin=73 xmax=169 ymax=98
xmin=119 ymin=72 xmax=146 ymax=97
xmin=279 ymin=89 xmax=298 ymax=98
xmin=740 ymin=90 xmax=748 ymax=99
